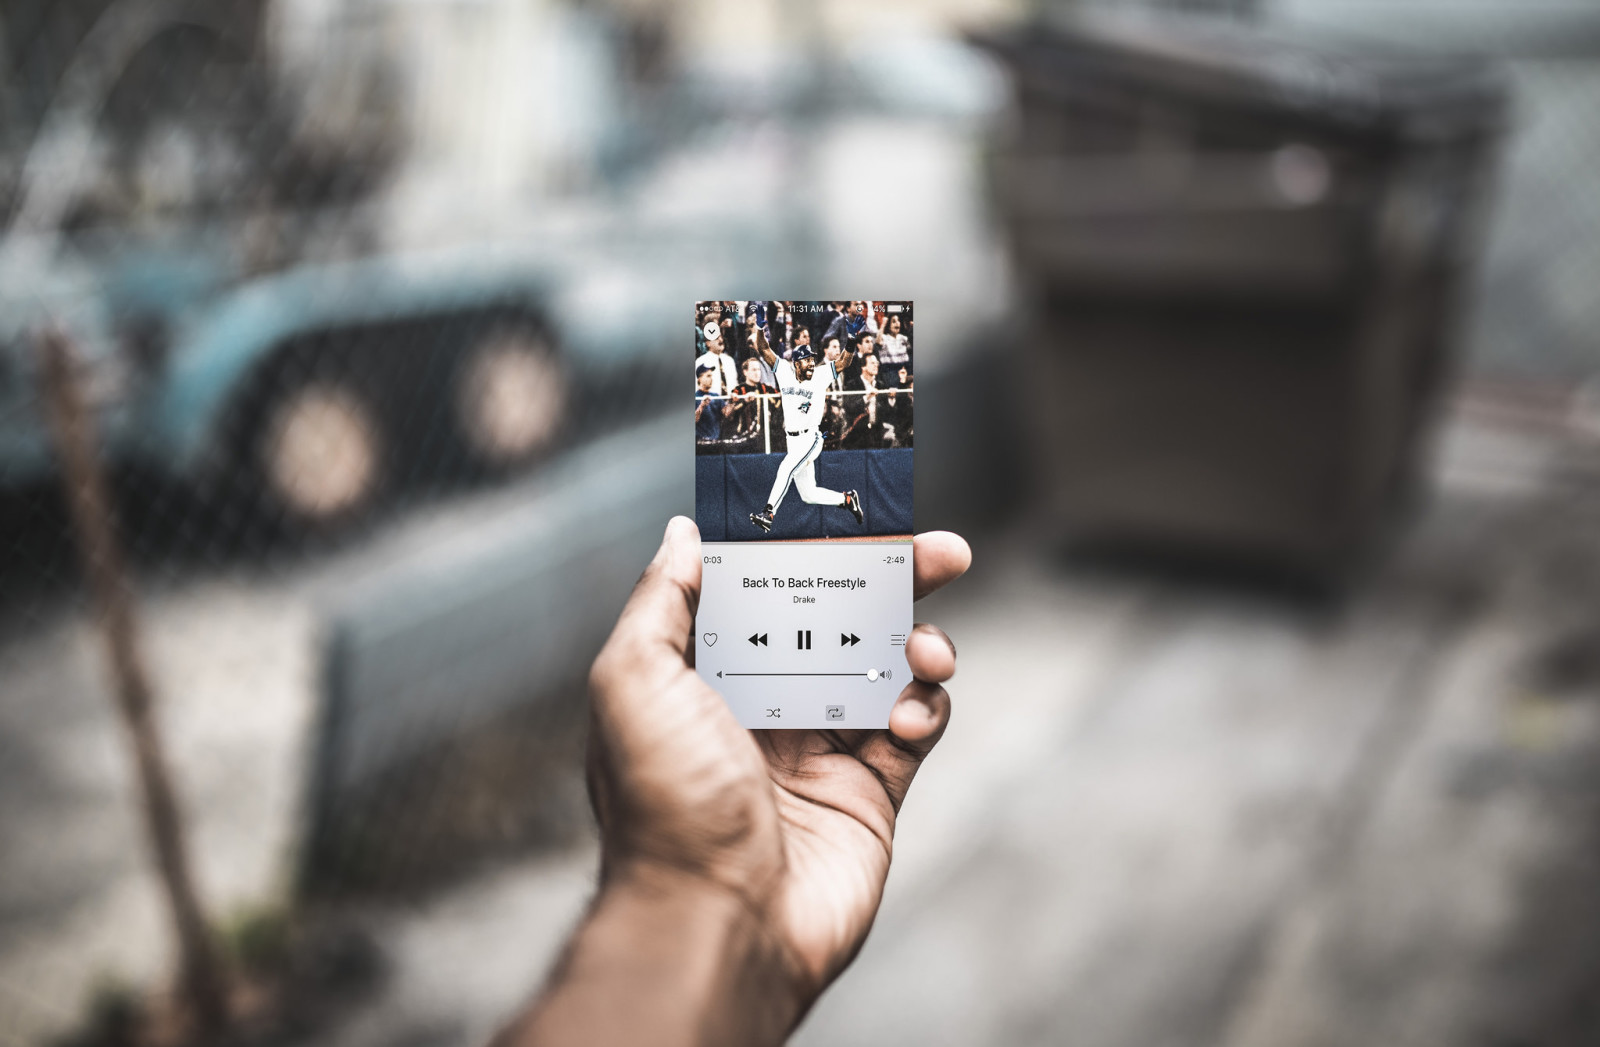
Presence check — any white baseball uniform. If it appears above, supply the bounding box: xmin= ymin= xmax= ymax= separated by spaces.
xmin=765 ymin=357 xmax=847 ymax=512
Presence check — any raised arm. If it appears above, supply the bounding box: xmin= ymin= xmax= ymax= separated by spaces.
xmin=753 ymin=327 xmax=778 ymax=369
xmin=835 ymin=342 xmax=856 ymax=373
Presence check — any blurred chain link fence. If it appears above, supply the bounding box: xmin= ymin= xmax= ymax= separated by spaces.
xmin=0 ymin=2 xmax=698 ymax=1041
xmin=1254 ymin=1 xmax=1600 ymax=383
xmin=2 ymin=0 xmax=1598 ymax=1042
xmin=1469 ymin=56 xmax=1600 ymax=382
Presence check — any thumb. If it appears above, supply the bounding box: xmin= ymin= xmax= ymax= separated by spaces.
xmin=588 ymin=516 xmax=703 ymax=711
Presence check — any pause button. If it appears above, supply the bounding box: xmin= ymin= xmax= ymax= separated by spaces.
xmin=796 ymin=630 xmax=812 ymax=650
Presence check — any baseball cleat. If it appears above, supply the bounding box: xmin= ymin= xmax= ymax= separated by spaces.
xmin=845 ymin=489 xmax=864 ymax=525
xmin=750 ymin=510 xmax=774 ymax=533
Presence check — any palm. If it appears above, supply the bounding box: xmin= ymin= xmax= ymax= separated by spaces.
xmin=758 ymin=730 xmax=899 ymax=983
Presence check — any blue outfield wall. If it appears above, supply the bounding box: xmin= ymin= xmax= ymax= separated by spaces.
xmin=696 ymin=448 xmax=913 ymax=541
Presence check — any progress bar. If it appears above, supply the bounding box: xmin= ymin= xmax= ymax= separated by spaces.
xmin=716 ymin=670 xmax=891 ymax=681
xmin=720 ymin=675 xmax=896 ymax=685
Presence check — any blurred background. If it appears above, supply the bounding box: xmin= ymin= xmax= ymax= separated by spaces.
xmin=3 ymin=0 xmax=1600 ymax=1044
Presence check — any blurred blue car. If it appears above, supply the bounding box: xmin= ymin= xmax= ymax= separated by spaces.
xmin=0 ymin=0 xmax=751 ymax=532
xmin=0 ymin=224 xmax=697 ymax=530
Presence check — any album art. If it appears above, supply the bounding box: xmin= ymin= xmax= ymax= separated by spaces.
xmin=693 ymin=300 xmax=913 ymax=542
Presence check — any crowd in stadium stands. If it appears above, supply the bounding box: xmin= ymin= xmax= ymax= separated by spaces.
xmin=693 ymin=301 xmax=914 ymax=453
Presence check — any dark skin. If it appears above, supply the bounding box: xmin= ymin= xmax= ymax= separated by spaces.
xmin=497 ymin=519 xmax=970 ymax=1047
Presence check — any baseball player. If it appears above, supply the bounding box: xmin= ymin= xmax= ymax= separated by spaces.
xmin=749 ymin=328 xmax=864 ymax=534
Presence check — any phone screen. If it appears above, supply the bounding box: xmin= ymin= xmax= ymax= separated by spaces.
xmin=693 ymin=300 xmax=914 ymax=728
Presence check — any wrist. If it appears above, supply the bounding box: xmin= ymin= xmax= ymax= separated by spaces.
xmin=517 ymin=864 xmax=807 ymax=1047
xmin=617 ymin=863 xmax=811 ymax=1032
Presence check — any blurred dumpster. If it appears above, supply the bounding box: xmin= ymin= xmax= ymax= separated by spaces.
xmin=975 ymin=12 xmax=1508 ymax=579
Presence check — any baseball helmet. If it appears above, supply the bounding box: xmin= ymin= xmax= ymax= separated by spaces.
xmin=791 ymin=345 xmax=817 ymax=362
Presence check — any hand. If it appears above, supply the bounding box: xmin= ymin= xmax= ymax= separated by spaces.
xmin=519 ymin=519 xmax=969 ymax=1046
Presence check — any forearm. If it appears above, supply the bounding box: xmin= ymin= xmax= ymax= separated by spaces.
xmin=498 ymin=867 xmax=804 ymax=1047
xmin=756 ymin=328 xmax=777 ymax=368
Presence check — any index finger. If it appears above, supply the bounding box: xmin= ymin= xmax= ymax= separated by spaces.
xmin=913 ymin=531 xmax=971 ymax=601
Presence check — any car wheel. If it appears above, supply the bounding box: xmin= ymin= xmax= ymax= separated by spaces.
xmin=257 ymin=378 xmax=385 ymax=529
xmin=453 ymin=326 xmax=566 ymax=470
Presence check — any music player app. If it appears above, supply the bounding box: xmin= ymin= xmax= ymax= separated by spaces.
xmin=692 ymin=301 xmax=914 ymax=728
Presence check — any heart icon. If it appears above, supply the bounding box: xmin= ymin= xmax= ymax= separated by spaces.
xmin=703 ymin=632 xmax=718 ymax=647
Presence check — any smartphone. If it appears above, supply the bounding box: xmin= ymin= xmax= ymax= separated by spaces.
xmin=693 ymin=300 xmax=913 ymax=728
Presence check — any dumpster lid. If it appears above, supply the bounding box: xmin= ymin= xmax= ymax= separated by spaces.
xmin=972 ymin=11 xmax=1509 ymax=143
